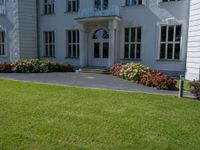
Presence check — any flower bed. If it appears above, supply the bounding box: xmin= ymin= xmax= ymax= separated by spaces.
xmin=111 ymin=63 xmax=177 ymax=90
xmin=0 ymin=59 xmax=73 ymax=73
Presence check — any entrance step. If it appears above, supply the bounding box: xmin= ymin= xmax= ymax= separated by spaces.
xmin=78 ymin=67 xmax=111 ymax=74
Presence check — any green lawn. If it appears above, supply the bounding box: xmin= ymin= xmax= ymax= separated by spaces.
xmin=1 ymin=79 xmax=200 ymax=150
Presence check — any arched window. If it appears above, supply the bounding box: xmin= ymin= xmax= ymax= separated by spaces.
xmin=93 ymin=28 xmax=109 ymax=40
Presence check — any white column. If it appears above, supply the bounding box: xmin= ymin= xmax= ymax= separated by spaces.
xmin=79 ymin=24 xmax=86 ymax=67
xmin=108 ymin=20 xmax=118 ymax=67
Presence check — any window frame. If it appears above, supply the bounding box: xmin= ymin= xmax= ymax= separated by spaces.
xmin=0 ymin=30 xmax=6 ymax=57
xmin=43 ymin=0 xmax=55 ymax=15
xmin=161 ymin=0 xmax=183 ymax=2
xmin=125 ymin=0 xmax=144 ymax=6
xmin=158 ymin=24 xmax=182 ymax=60
xmin=94 ymin=0 xmax=109 ymax=11
xmin=43 ymin=31 xmax=56 ymax=57
xmin=124 ymin=27 xmax=142 ymax=59
xmin=66 ymin=0 xmax=79 ymax=13
xmin=66 ymin=30 xmax=80 ymax=58
xmin=0 ymin=0 xmax=5 ymax=5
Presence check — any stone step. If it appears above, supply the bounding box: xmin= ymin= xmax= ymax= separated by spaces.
xmin=78 ymin=67 xmax=111 ymax=74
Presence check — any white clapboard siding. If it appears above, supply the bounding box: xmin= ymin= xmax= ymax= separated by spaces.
xmin=18 ymin=0 xmax=37 ymax=59
xmin=186 ymin=0 xmax=200 ymax=80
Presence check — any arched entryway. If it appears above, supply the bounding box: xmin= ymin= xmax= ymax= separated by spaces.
xmin=89 ymin=28 xmax=109 ymax=67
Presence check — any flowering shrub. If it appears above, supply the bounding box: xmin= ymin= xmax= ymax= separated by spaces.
xmin=189 ymin=81 xmax=200 ymax=99
xmin=0 ymin=59 xmax=73 ymax=73
xmin=111 ymin=63 xmax=177 ymax=90
xmin=12 ymin=59 xmax=73 ymax=73
xmin=0 ymin=64 xmax=12 ymax=73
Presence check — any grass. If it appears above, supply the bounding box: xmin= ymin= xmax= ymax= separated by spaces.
xmin=0 ymin=79 xmax=200 ymax=150
xmin=176 ymin=80 xmax=191 ymax=91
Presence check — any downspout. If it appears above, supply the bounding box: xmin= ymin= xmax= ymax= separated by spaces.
xmin=36 ymin=0 xmax=40 ymax=59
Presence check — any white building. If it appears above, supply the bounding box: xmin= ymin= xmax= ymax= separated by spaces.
xmin=186 ymin=0 xmax=200 ymax=80
xmin=0 ymin=0 xmax=199 ymax=80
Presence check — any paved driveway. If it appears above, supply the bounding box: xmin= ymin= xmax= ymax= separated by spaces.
xmin=0 ymin=72 xmax=192 ymax=97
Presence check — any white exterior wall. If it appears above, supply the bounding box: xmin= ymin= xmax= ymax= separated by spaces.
xmin=0 ymin=0 xmax=20 ymax=63
xmin=186 ymin=0 xmax=200 ymax=80
xmin=0 ymin=0 xmax=37 ymax=63
xmin=39 ymin=0 xmax=189 ymax=75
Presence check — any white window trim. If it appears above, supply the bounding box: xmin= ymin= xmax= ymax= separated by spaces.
xmin=66 ymin=0 xmax=79 ymax=13
xmin=43 ymin=0 xmax=55 ymax=15
xmin=124 ymin=27 xmax=142 ymax=59
xmin=43 ymin=31 xmax=56 ymax=57
xmin=0 ymin=29 xmax=7 ymax=57
xmin=156 ymin=21 xmax=184 ymax=61
xmin=125 ymin=0 xmax=146 ymax=6
xmin=66 ymin=30 xmax=80 ymax=58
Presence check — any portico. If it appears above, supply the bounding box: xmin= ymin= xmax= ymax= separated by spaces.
xmin=78 ymin=17 xmax=120 ymax=68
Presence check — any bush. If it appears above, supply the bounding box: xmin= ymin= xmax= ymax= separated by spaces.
xmin=11 ymin=59 xmax=73 ymax=73
xmin=111 ymin=63 xmax=177 ymax=90
xmin=189 ymin=81 xmax=200 ymax=99
xmin=0 ymin=64 xmax=12 ymax=73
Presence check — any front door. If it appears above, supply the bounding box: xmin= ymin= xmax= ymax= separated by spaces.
xmin=90 ymin=28 xmax=109 ymax=67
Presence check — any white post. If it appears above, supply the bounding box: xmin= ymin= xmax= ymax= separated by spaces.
xmin=108 ymin=20 xmax=118 ymax=67
xmin=79 ymin=24 xmax=86 ymax=67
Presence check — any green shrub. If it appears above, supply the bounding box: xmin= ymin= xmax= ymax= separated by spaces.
xmin=12 ymin=59 xmax=73 ymax=73
xmin=189 ymin=81 xmax=200 ymax=99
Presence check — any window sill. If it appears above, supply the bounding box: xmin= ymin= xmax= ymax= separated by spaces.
xmin=0 ymin=55 xmax=7 ymax=58
xmin=120 ymin=58 xmax=142 ymax=61
xmin=158 ymin=1 xmax=184 ymax=5
xmin=41 ymin=13 xmax=56 ymax=16
xmin=122 ymin=4 xmax=145 ymax=8
xmin=64 ymin=11 xmax=78 ymax=14
xmin=156 ymin=59 xmax=182 ymax=62
xmin=65 ymin=57 xmax=80 ymax=60
xmin=41 ymin=56 xmax=56 ymax=59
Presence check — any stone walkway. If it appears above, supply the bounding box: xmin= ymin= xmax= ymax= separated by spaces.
xmin=0 ymin=72 xmax=193 ymax=97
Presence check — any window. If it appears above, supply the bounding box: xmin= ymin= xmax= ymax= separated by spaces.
xmin=67 ymin=0 xmax=79 ymax=12
xmin=67 ymin=30 xmax=79 ymax=58
xmin=126 ymin=0 xmax=143 ymax=6
xmin=44 ymin=31 xmax=55 ymax=57
xmin=0 ymin=31 xmax=6 ymax=56
xmin=162 ymin=0 xmax=182 ymax=2
xmin=159 ymin=25 xmax=182 ymax=60
xmin=95 ymin=0 xmax=108 ymax=11
xmin=0 ymin=0 xmax=4 ymax=5
xmin=124 ymin=27 xmax=141 ymax=59
xmin=43 ymin=0 xmax=55 ymax=15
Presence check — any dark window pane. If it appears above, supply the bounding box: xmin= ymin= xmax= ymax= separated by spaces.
xmin=125 ymin=28 xmax=129 ymax=42
xmin=77 ymin=44 xmax=80 ymax=57
xmin=73 ymin=31 xmax=76 ymax=43
xmin=175 ymin=25 xmax=181 ymax=42
xmin=68 ymin=45 xmax=72 ymax=57
xmin=160 ymin=44 xmax=166 ymax=59
xmin=103 ymin=42 xmax=109 ymax=58
xmin=103 ymin=0 xmax=108 ymax=10
xmin=77 ymin=31 xmax=79 ymax=43
xmin=175 ymin=44 xmax=180 ymax=59
xmin=168 ymin=26 xmax=174 ymax=42
xmin=73 ymin=45 xmax=76 ymax=57
xmin=136 ymin=44 xmax=141 ymax=58
xmin=94 ymin=43 xmax=100 ymax=58
xmin=131 ymin=28 xmax=135 ymax=42
xmin=68 ymin=31 xmax=71 ymax=43
xmin=130 ymin=44 xmax=135 ymax=58
xmin=137 ymin=27 xmax=141 ymax=42
xmin=161 ymin=26 xmax=167 ymax=42
xmin=45 ymin=45 xmax=48 ymax=56
xmin=167 ymin=44 xmax=173 ymax=59
xmin=124 ymin=44 xmax=129 ymax=58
